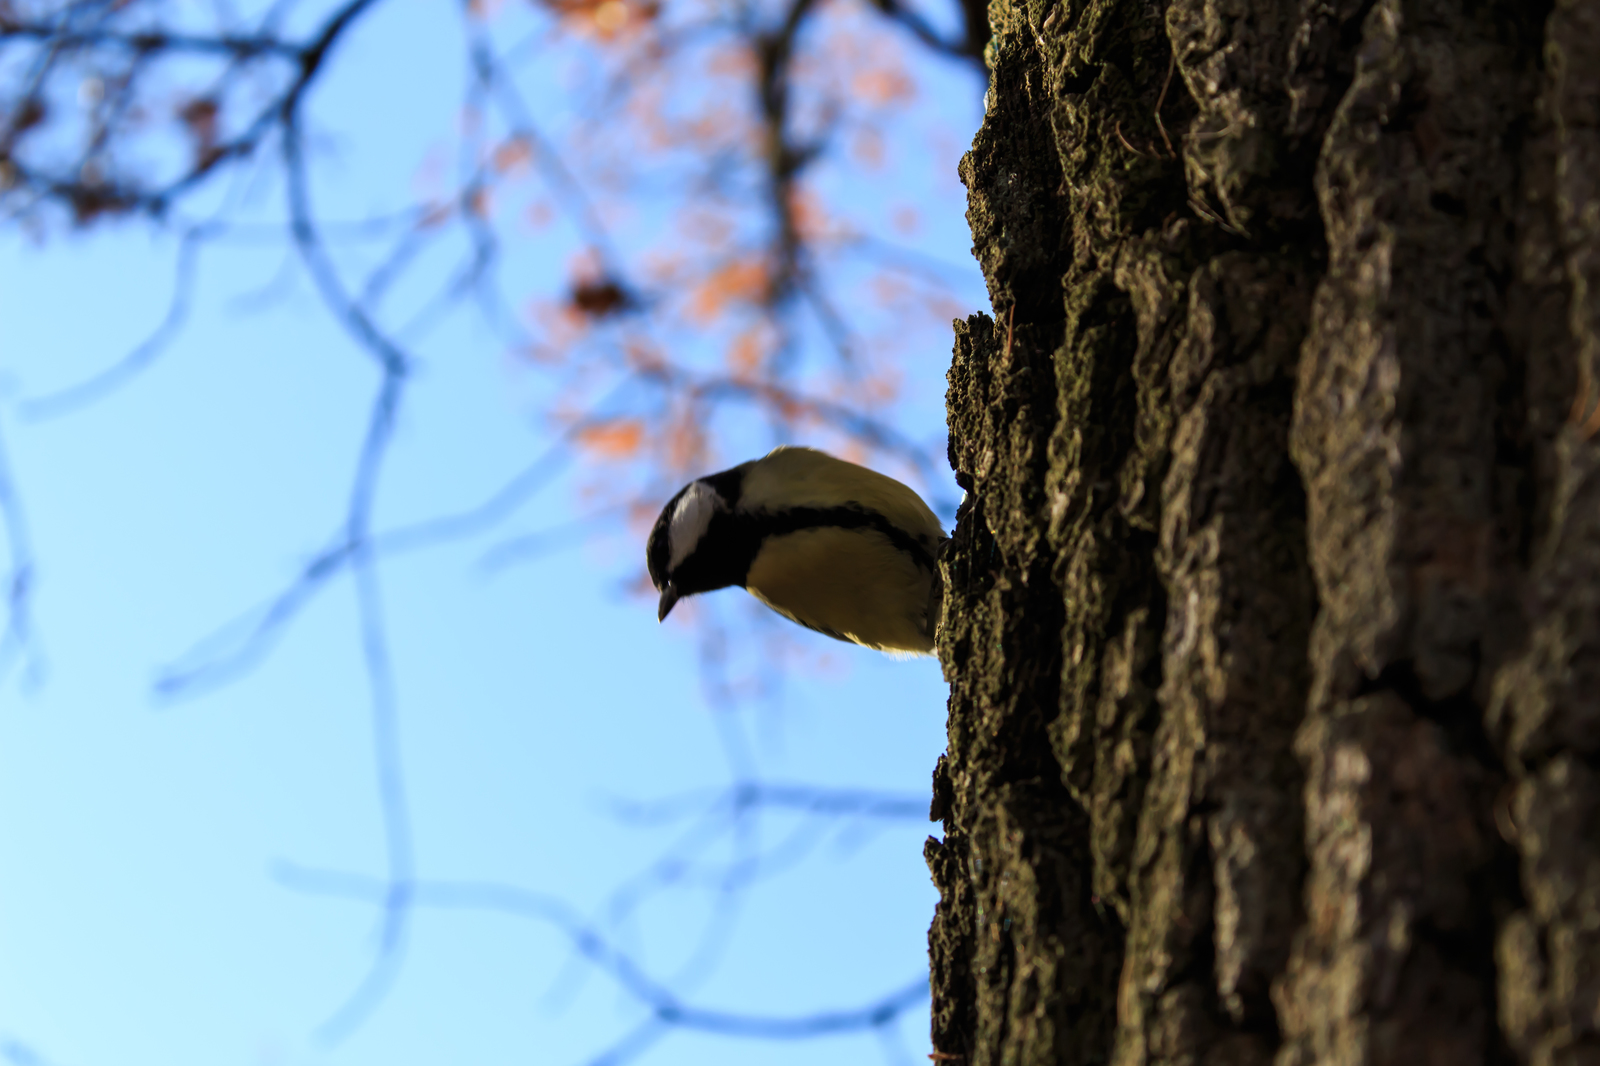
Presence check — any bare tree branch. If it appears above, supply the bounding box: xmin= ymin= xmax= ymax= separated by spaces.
xmin=862 ymin=0 xmax=984 ymax=63
xmin=583 ymin=1019 xmax=668 ymax=1066
xmin=469 ymin=28 xmax=628 ymax=280
xmin=276 ymin=93 xmax=416 ymax=1041
xmin=0 ymin=1034 xmax=63 ymax=1066
xmin=20 ymin=224 xmax=214 ymax=418
xmin=607 ymin=781 xmax=929 ymax=826
xmin=275 ymin=864 xmax=929 ymax=1050
xmin=0 ymin=23 xmax=303 ymax=60
xmin=0 ymin=414 xmax=42 ymax=687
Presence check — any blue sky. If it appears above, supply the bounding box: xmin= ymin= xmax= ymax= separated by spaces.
xmin=0 ymin=1 xmax=985 ymax=1063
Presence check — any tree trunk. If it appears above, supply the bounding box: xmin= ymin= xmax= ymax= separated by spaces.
xmin=928 ymin=2 xmax=1600 ymax=1064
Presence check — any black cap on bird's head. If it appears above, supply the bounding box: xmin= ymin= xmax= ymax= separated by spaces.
xmin=645 ymin=466 xmax=751 ymax=623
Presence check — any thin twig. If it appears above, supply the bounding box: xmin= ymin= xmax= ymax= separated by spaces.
xmin=21 ymin=224 xmax=213 ymax=418
xmin=0 ymin=416 xmax=41 ymax=687
xmin=1113 ymin=119 xmax=1160 ymax=161
xmin=276 ymin=864 xmax=930 ymax=1045
xmin=1154 ymin=47 xmax=1175 ymax=159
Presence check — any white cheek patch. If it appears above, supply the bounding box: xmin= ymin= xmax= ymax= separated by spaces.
xmin=669 ymin=481 xmax=721 ymax=570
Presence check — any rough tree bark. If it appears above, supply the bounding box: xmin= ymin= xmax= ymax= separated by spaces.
xmin=928 ymin=1 xmax=1600 ymax=1064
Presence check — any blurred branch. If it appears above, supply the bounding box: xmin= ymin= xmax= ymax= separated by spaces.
xmin=644 ymin=362 xmax=949 ymax=496
xmin=595 ymin=779 xmax=926 ymax=981
xmin=863 ymin=0 xmax=986 ymax=63
xmin=150 ymin=422 xmax=584 ymax=700
xmin=313 ymin=374 xmax=413 ymax=1045
xmin=280 ymin=100 xmax=415 ymax=1042
xmin=153 ymin=535 xmax=354 ymax=699
xmin=20 ymin=223 xmax=215 ymax=418
xmin=753 ymin=0 xmax=820 ymax=321
xmin=0 ymin=415 xmax=42 ymax=688
xmin=839 ymin=232 xmax=983 ymax=288
xmin=151 ymin=457 xmax=564 ymax=698
xmin=584 ymin=1019 xmax=669 ymax=1066
xmin=607 ymin=780 xmax=928 ymax=825
xmin=276 ymin=863 xmax=929 ymax=1051
xmin=0 ymin=23 xmax=303 ymax=59
xmin=477 ymin=507 xmax=624 ymax=570
xmin=799 ymin=267 xmax=859 ymax=364
xmin=469 ymin=30 xmax=626 ymax=277
xmin=283 ymin=117 xmax=406 ymax=376
xmin=0 ymin=1035 xmax=63 ymax=1066
xmin=0 ymin=0 xmax=383 ymax=222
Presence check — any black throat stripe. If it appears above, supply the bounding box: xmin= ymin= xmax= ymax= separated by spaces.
xmin=743 ymin=505 xmax=937 ymax=573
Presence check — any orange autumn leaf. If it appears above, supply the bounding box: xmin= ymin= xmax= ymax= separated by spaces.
xmin=664 ymin=412 xmax=707 ymax=473
xmin=706 ymin=43 xmax=756 ymax=78
xmin=727 ymin=327 xmax=765 ymax=377
xmin=626 ymin=85 xmax=675 ymax=150
xmin=851 ymin=67 xmax=914 ymax=105
xmin=491 ymin=137 xmax=532 ymax=175
xmin=593 ymin=0 xmax=627 ymax=31
xmin=542 ymin=0 xmax=657 ymax=39
xmin=683 ymin=105 xmax=744 ymax=149
xmin=870 ymin=272 xmax=910 ymax=305
xmin=760 ymin=386 xmax=812 ymax=424
xmin=622 ymin=336 xmax=667 ymax=373
xmin=926 ymin=294 xmax=969 ymax=324
xmin=837 ymin=441 xmax=870 ymax=466
xmin=577 ymin=419 xmax=645 ymax=458
xmin=628 ymin=499 xmax=662 ymax=531
xmin=787 ymin=185 xmax=838 ymax=242
xmin=851 ymin=126 xmax=884 ymax=169
xmin=515 ymin=342 xmax=563 ymax=366
xmin=687 ymin=258 xmax=769 ymax=323
xmin=680 ymin=208 xmax=734 ymax=250
xmin=642 ymin=250 xmax=687 ymax=283
xmin=524 ymin=296 xmax=590 ymax=350
xmin=525 ymin=201 xmax=553 ymax=229
xmin=567 ymin=246 xmax=604 ymax=281
xmin=857 ymin=370 xmax=901 ymax=405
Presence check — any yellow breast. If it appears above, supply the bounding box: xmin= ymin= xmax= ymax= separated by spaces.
xmin=744 ymin=525 xmax=935 ymax=654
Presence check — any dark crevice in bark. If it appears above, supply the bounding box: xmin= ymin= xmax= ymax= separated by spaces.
xmin=1353 ymin=657 xmax=1530 ymax=1066
xmin=1356 ymin=661 xmax=1498 ymax=767
xmin=1057 ymin=70 xmax=1097 ymax=96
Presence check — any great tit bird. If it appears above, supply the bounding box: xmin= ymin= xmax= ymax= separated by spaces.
xmin=646 ymin=446 xmax=946 ymax=654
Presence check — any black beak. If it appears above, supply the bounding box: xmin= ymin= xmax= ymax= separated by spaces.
xmin=657 ymin=583 xmax=681 ymax=622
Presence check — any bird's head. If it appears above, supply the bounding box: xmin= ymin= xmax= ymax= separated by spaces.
xmin=646 ymin=466 xmax=753 ymax=622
